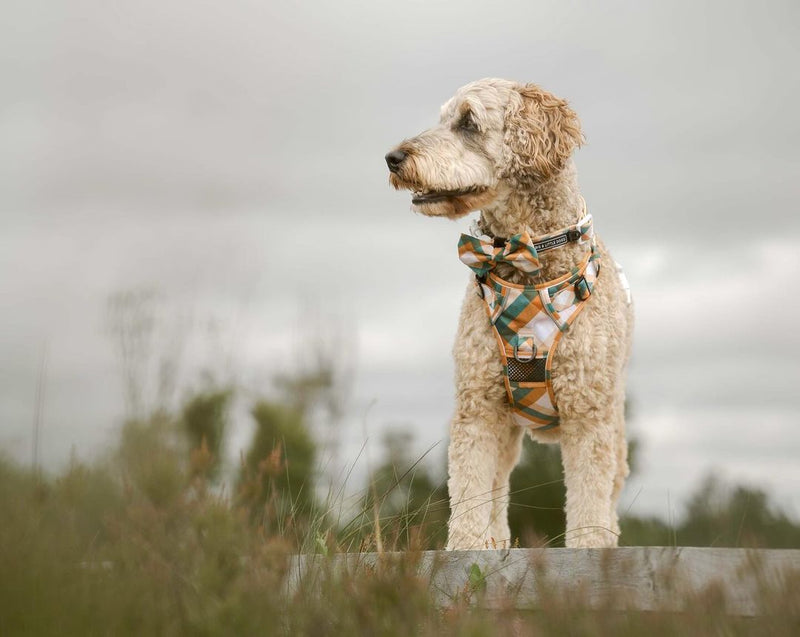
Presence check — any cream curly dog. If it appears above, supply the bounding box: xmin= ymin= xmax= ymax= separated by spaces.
xmin=385 ymin=78 xmax=633 ymax=550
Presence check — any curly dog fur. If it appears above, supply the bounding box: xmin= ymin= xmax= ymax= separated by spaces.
xmin=386 ymin=78 xmax=633 ymax=549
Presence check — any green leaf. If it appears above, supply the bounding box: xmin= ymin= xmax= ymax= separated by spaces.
xmin=467 ymin=562 xmax=486 ymax=592
xmin=315 ymin=532 xmax=329 ymax=556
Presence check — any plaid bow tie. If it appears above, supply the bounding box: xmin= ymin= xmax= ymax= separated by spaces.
xmin=457 ymin=232 xmax=542 ymax=278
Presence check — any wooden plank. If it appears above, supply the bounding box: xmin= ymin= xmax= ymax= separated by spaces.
xmin=286 ymin=547 xmax=800 ymax=616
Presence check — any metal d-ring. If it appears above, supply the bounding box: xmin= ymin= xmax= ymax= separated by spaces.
xmin=513 ymin=340 xmax=537 ymax=363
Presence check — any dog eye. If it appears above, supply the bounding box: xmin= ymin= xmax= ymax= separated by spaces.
xmin=458 ymin=111 xmax=478 ymax=132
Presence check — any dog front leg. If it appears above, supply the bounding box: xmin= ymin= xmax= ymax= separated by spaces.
xmin=559 ymin=423 xmax=618 ymax=548
xmin=445 ymin=400 xmax=511 ymax=550
xmin=445 ymin=285 xmax=511 ymax=550
xmin=487 ymin=423 xmax=525 ymax=548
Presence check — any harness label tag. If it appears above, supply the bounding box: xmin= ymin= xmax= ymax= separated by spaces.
xmin=534 ymin=234 xmax=569 ymax=252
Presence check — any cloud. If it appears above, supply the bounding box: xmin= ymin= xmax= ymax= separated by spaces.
xmin=1 ymin=0 xmax=799 ymax=517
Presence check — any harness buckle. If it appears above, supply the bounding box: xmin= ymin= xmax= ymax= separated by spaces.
xmin=513 ymin=339 xmax=537 ymax=363
xmin=574 ymin=275 xmax=590 ymax=301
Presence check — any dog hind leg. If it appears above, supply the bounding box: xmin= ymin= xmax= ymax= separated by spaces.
xmin=609 ymin=416 xmax=629 ymax=539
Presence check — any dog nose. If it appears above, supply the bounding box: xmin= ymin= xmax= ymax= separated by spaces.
xmin=385 ymin=149 xmax=407 ymax=173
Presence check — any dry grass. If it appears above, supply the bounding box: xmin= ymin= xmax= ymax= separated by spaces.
xmin=1 ymin=413 xmax=799 ymax=637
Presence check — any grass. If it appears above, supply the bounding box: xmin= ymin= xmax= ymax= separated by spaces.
xmin=1 ymin=410 xmax=799 ymax=637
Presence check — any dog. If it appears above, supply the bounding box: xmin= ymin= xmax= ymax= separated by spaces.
xmin=385 ymin=78 xmax=633 ymax=549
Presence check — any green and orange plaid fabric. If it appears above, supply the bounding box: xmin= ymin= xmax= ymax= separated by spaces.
xmin=458 ymin=231 xmax=542 ymax=278
xmin=458 ymin=216 xmax=600 ymax=430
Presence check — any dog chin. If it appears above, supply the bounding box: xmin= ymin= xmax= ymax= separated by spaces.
xmin=412 ymin=190 xmax=496 ymax=219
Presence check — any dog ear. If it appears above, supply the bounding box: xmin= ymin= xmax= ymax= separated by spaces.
xmin=501 ymin=84 xmax=583 ymax=187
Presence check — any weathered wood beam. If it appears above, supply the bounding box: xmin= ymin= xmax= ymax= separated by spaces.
xmin=287 ymin=547 xmax=800 ymax=616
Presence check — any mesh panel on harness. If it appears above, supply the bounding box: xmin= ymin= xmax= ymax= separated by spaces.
xmin=506 ymin=357 xmax=546 ymax=382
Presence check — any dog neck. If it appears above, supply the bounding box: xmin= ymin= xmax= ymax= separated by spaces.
xmin=479 ymin=161 xmax=588 ymax=284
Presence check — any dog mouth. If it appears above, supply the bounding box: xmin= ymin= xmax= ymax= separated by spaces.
xmin=411 ymin=186 xmax=487 ymax=205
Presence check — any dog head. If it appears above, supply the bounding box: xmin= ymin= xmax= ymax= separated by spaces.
xmin=385 ymin=78 xmax=583 ymax=218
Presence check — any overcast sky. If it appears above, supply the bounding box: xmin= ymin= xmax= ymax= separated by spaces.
xmin=2 ymin=0 xmax=799 ymax=519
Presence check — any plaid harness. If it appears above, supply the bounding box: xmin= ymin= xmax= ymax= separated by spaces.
xmin=458 ymin=214 xmax=600 ymax=430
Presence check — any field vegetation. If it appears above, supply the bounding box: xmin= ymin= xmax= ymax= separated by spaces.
xmin=2 ymin=294 xmax=799 ymax=634
xmin=2 ymin=377 xmax=800 ymax=635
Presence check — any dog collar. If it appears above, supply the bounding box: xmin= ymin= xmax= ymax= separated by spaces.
xmin=459 ymin=214 xmax=594 ymax=278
